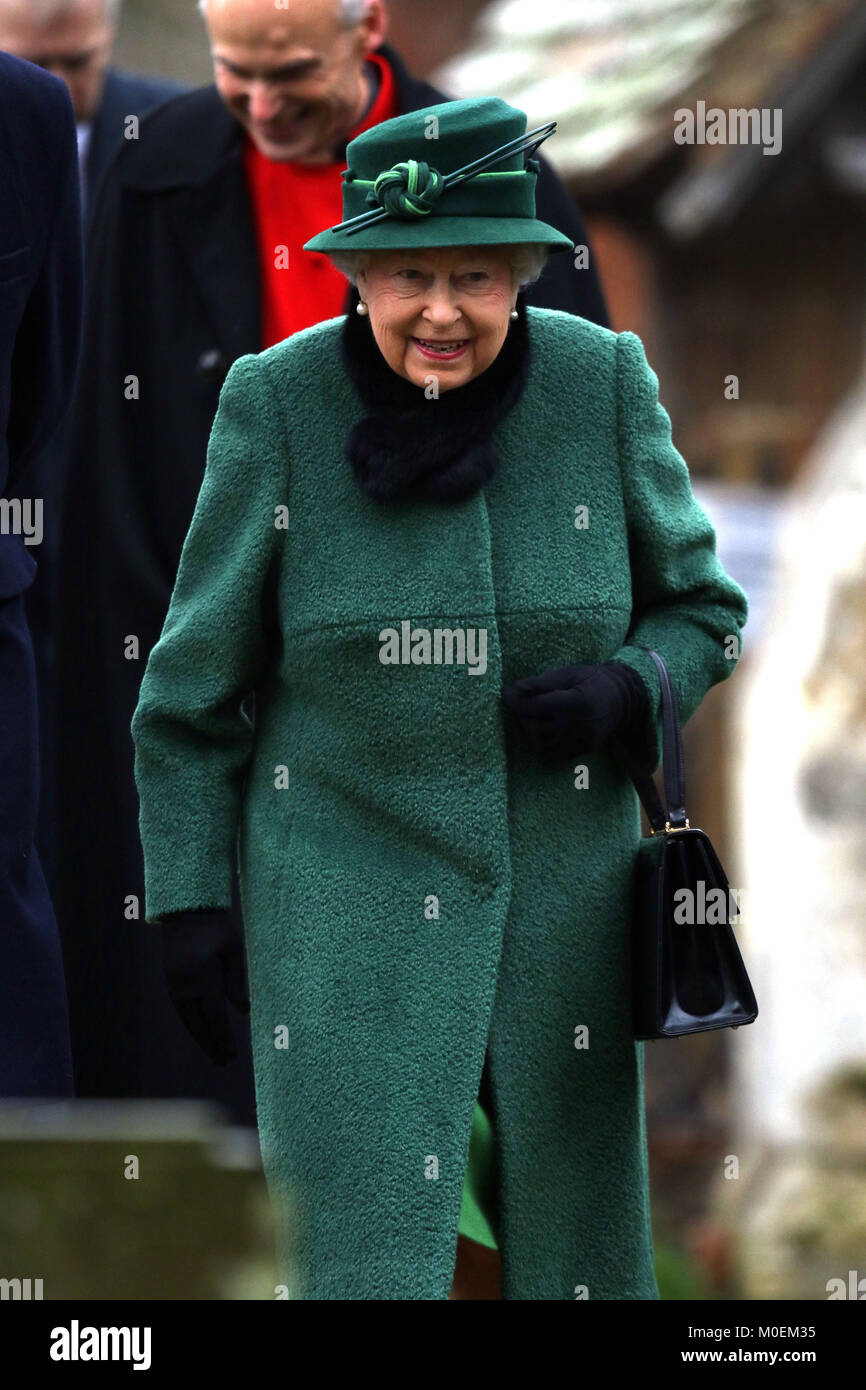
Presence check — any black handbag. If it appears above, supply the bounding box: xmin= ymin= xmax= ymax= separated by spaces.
xmin=611 ymin=646 xmax=758 ymax=1041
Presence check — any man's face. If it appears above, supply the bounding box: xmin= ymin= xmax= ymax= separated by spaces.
xmin=0 ymin=0 xmax=114 ymax=123
xmin=205 ymin=0 xmax=387 ymax=165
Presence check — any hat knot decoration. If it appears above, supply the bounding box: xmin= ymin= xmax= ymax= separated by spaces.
xmin=367 ymin=160 xmax=445 ymax=219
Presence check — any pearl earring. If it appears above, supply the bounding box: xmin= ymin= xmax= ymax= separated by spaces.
xmin=510 ymin=308 xmax=519 ymax=320
xmin=356 ymin=301 xmax=369 ymax=317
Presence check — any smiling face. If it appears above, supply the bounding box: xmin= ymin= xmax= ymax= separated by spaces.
xmin=355 ymin=246 xmax=518 ymax=390
xmin=204 ymin=0 xmax=386 ymax=164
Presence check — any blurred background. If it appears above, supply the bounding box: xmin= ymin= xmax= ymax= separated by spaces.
xmin=3 ymin=0 xmax=866 ymax=1300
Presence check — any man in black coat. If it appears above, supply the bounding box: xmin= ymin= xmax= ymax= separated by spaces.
xmin=0 ymin=52 xmax=83 ymax=1096
xmin=0 ymin=0 xmax=186 ymax=889
xmin=54 ymin=0 xmax=610 ymax=1124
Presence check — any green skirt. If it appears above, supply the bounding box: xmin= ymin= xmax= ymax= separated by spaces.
xmin=457 ymin=1097 xmax=499 ymax=1250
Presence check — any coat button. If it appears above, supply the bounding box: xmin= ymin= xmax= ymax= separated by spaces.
xmin=196 ymin=347 xmax=228 ymax=382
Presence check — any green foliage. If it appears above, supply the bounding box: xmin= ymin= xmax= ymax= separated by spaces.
xmin=654 ymin=1242 xmax=712 ymax=1300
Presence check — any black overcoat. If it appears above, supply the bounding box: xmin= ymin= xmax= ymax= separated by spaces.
xmin=0 ymin=54 xmax=82 ymax=1095
xmin=25 ymin=67 xmax=187 ymax=892
xmin=53 ymin=44 xmax=610 ymax=1121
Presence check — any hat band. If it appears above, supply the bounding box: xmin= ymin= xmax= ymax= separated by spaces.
xmin=353 ymin=164 xmax=537 ymax=224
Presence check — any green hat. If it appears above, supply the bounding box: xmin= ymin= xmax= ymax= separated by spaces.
xmin=303 ymin=96 xmax=575 ymax=254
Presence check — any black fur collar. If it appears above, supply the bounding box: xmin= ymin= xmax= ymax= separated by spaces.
xmin=339 ymin=287 xmax=530 ymax=504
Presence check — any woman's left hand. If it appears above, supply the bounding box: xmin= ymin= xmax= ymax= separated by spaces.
xmin=501 ymin=660 xmax=649 ymax=764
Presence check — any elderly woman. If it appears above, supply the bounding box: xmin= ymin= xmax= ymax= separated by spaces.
xmin=131 ymin=96 xmax=748 ymax=1301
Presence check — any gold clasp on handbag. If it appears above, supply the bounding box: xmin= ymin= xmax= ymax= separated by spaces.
xmin=649 ymin=819 xmax=691 ymax=835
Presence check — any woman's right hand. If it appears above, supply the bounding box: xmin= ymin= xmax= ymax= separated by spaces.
xmin=159 ymin=909 xmax=250 ymax=1065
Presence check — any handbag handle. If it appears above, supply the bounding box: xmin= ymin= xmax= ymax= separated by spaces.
xmin=611 ymin=646 xmax=689 ymax=834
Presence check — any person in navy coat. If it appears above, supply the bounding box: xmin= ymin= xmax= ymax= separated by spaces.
xmin=0 ymin=52 xmax=83 ymax=1096
xmin=0 ymin=0 xmax=187 ymax=891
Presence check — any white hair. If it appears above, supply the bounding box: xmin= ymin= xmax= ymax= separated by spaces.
xmin=328 ymin=243 xmax=551 ymax=291
xmin=197 ymin=0 xmax=367 ymax=22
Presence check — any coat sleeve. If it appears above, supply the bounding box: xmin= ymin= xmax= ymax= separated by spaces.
xmin=131 ymin=353 xmax=285 ymax=922
xmin=607 ymin=330 xmax=749 ymax=775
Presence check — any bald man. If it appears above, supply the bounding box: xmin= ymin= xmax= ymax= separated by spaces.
xmin=54 ymin=0 xmax=609 ymax=1122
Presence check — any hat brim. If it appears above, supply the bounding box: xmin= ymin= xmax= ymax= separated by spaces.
xmin=303 ymin=216 xmax=574 ymax=254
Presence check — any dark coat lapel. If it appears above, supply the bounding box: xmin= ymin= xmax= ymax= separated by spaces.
xmin=130 ymin=85 xmax=262 ymax=363
xmin=160 ymin=150 xmax=262 ymax=365
xmin=84 ymin=68 xmax=124 ymax=228
xmin=85 ymin=69 xmax=188 ymax=238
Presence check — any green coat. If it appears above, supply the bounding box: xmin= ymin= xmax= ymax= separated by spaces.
xmin=131 ymin=307 xmax=748 ymax=1300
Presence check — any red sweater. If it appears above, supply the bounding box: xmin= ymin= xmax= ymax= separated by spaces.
xmin=243 ymin=52 xmax=399 ymax=348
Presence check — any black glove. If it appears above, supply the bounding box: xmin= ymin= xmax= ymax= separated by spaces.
xmin=159 ymin=908 xmax=249 ymax=1065
xmin=501 ymin=659 xmax=650 ymax=765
